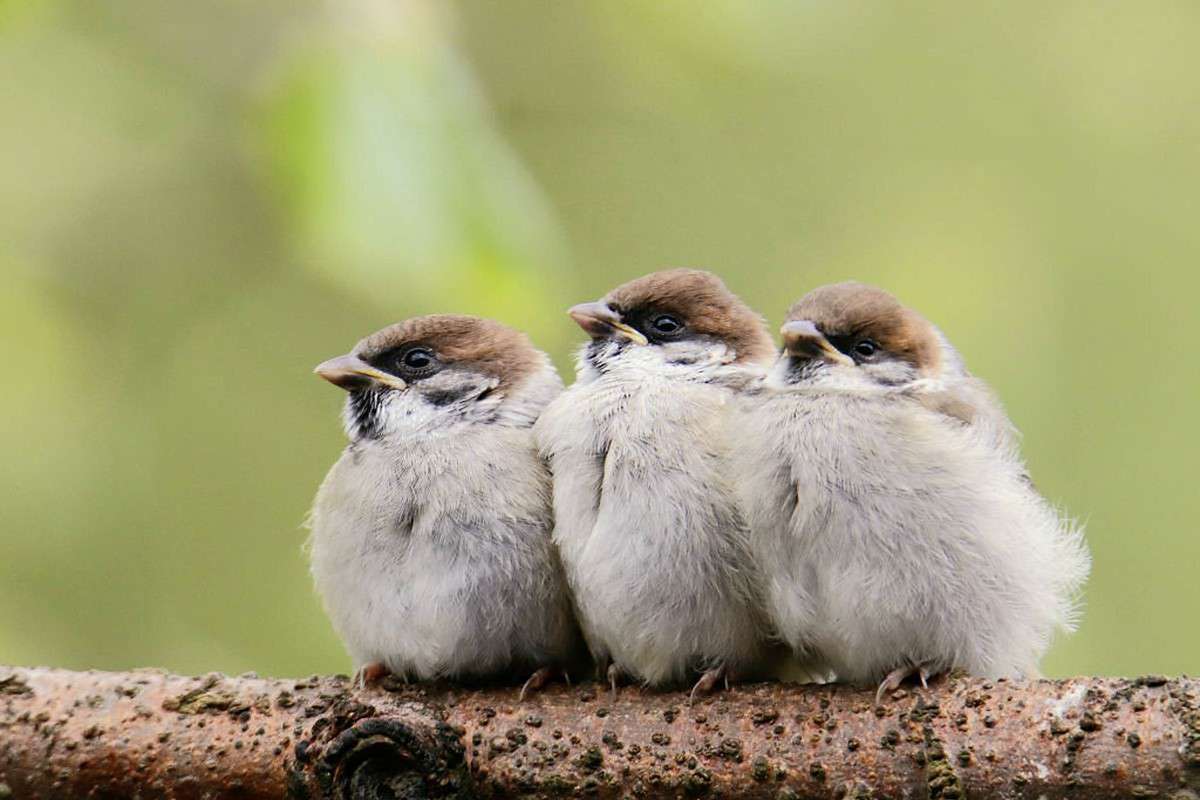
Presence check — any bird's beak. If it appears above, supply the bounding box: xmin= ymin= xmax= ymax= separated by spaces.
xmin=779 ymin=320 xmax=853 ymax=366
xmin=567 ymin=301 xmax=649 ymax=346
xmin=314 ymin=354 xmax=408 ymax=392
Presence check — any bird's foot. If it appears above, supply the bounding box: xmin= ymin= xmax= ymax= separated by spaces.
xmin=353 ymin=662 xmax=391 ymax=690
xmin=606 ymin=663 xmax=623 ymax=703
xmin=519 ymin=666 xmax=569 ymax=702
xmin=874 ymin=662 xmax=938 ymax=706
xmin=688 ymin=665 xmax=729 ymax=706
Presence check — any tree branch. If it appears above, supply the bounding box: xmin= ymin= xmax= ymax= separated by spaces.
xmin=1 ymin=667 xmax=1197 ymax=799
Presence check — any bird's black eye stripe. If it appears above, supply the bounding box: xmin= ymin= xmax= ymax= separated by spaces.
xmin=853 ymin=339 xmax=878 ymax=358
xmin=827 ymin=335 xmax=881 ymax=362
xmin=376 ymin=346 xmax=441 ymax=379
xmin=633 ymin=311 xmax=685 ymax=342
xmin=402 ymin=347 xmax=434 ymax=369
xmin=651 ymin=314 xmax=682 ymax=334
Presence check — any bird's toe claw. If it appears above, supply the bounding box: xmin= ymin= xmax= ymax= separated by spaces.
xmin=875 ymin=662 xmax=940 ymax=706
xmin=606 ymin=663 xmax=621 ymax=703
xmin=519 ymin=666 xmax=560 ymax=702
xmin=874 ymin=666 xmax=910 ymax=706
xmin=353 ymin=662 xmax=390 ymax=690
xmin=688 ymin=666 xmax=727 ymax=706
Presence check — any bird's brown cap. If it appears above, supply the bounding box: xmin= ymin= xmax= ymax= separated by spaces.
xmin=604 ymin=269 xmax=775 ymax=365
xmin=785 ymin=282 xmax=941 ymax=373
xmin=348 ymin=314 xmax=544 ymax=391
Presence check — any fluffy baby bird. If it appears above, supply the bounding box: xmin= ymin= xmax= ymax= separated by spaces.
xmin=735 ymin=282 xmax=1089 ymax=701
xmin=309 ymin=315 xmax=580 ymax=694
xmin=535 ymin=269 xmax=778 ymax=700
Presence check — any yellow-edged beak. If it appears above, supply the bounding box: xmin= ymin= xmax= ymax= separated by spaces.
xmin=779 ymin=320 xmax=853 ymax=366
xmin=314 ymin=354 xmax=408 ymax=391
xmin=567 ymin=301 xmax=649 ymax=346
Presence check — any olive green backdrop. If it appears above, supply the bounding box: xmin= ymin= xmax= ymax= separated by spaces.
xmin=2 ymin=1 xmax=1197 ymax=678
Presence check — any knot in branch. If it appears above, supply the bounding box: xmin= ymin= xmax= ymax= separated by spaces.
xmin=317 ymin=717 xmax=471 ymax=800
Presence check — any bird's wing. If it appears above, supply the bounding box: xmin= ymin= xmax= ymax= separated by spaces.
xmin=909 ymin=377 xmax=1040 ymax=488
xmin=909 ymin=377 xmax=1017 ymax=447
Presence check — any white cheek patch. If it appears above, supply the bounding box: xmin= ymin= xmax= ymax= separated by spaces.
xmin=340 ymin=359 xmax=563 ymax=441
xmin=771 ymin=357 xmax=877 ymax=393
xmin=377 ymin=391 xmax=453 ymax=435
xmin=659 ymin=338 xmax=736 ymax=368
xmin=418 ymin=370 xmax=497 ymax=406
xmin=581 ymin=339 xmax=736 ymax=382
xmin=861 ymin=358 xmax=921 ymax=387
xmin=351 ymin=372 xmax=497 ymax=440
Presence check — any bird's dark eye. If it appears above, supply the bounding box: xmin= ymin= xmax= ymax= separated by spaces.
xmin=399 ymin=347 xmax=435 ymax=371
xmin=853 ymin=340 xmax=878 ymax=358
xmin=651 ymin=315 xmax=682 ymax=335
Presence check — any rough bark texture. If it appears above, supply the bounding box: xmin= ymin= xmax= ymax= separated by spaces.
xmin=1 ymin=667 xmax=1198 ymax=799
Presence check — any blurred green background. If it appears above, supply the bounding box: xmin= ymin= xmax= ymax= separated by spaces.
xmin=2 ymin=1 xmax=1197 ymax=680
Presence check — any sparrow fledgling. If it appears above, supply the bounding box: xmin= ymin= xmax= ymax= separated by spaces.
xmin=734 ymin=282 xmax=1089 ymax=700
xmin=308 ymin=315 xmax=581 ymax=694
xmin=534 ymin=269 xmax=778 ymax=700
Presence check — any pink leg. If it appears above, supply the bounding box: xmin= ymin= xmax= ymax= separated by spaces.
xmin=689 ymin=665 xmax=728 ymax=706
xmin=353 ymin=661 xmax=390 ymax=689
xmin=519 ymin=666 xmax=565 ymax=701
